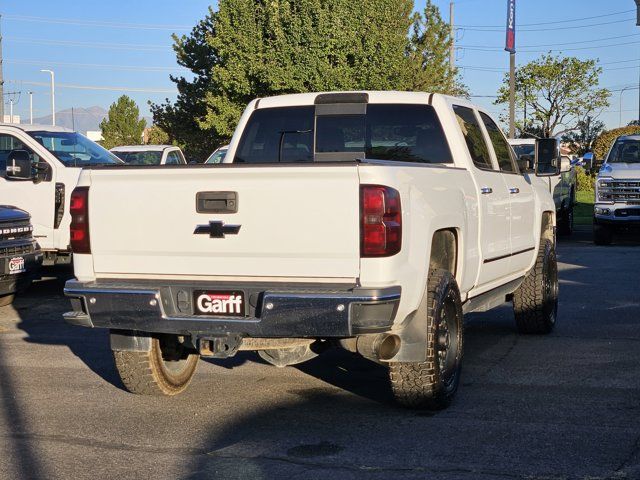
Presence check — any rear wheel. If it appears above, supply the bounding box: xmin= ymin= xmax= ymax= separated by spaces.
xmin=389 ymin=269 xmax=463 ymax=410
xmin=593 ymin=223 xmax=613 ymax=245
xmin=113 ymin=334 xmax=199 ymax=396
xmin=512 ymin=239 xmax=558 ymax=334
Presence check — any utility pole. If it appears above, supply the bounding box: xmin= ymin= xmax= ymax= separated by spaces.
xmin=0 ymin=14 xmax=4 ymax=122
xmin=505 ymin=0 xmax=517 ymax=138
xmin=636 ymin=0 xmax=640 ymax=123
xmin=29 ymin=91 xmax=33 ymax=124
xmin=40 ymin=69 xmax=55 ymax=126
xmin=8 ymin=97 xmax=12 ymax=124
xmin=449 ymin=2 xmax=455 ymax=72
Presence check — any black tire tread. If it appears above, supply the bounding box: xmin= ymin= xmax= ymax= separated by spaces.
xmin=513 ymin=239 xmax=556 ymax=334
xmin=113 ymin=341 xmax=198 ymax=396
xmin=389 ymin=268 xmax=462 ymax=410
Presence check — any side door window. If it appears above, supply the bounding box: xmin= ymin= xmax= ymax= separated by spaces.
xmin=479 ymin=113 xmax=517 ymax=173
xmin=0 ymin=133 xmax=42 ymax=177
xmin=452 ymin=106 xmax=495 ymax=171
xmin=165 ymin=151 xmax=180 ymax=165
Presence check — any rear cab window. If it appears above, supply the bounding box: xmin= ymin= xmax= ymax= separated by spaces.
xmin=233 ymin=104 xmax=453 ymax=164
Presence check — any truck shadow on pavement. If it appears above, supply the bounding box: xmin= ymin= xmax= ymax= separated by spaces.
xmin=12 ymin=267 xmax=123 ymax=389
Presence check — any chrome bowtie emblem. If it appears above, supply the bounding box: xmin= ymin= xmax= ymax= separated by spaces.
xmin=194 ymin=221 xmax=241 ymax=239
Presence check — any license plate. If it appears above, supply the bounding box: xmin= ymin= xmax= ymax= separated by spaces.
xmin=193 ymin=290 xmax=246 ymax=317
xmin=8 ymin=257 xmax=25 ymax=275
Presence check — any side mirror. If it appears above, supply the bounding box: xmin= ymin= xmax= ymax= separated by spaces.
xmin=582 ymin=152 xmax=596 ymax=171
xmin=535 ymin=138 xmax=560 ymax=176
xmin=517 ymin=154 xmax=533 ymax=173
xmin=5 ymin=150 xmax=34 ymax=181
xmin=560 ymin=155 xmax=572 ymax=173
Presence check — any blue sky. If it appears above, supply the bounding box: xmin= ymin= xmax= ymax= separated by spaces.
xmin=2 ymin=0 xmax=639 ymax=129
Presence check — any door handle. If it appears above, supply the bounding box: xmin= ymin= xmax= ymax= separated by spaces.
xmin=509 ymin=188 xmax=520 ymax=194
xmin=481 ymin=187 xmax=493 ymax=195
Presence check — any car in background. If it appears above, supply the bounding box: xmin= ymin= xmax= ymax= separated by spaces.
xmin=110 ymin=145 xmax=186 ymax=165
xmin=204 ymin=145 xmax=229 ymax=164
xmin=0 ymin=205 xmax=42 ymax=306
xmin=509 ymin=138 xmax=577 ymax=235
xmin=0 ymin=123 xmax=123 ymax=265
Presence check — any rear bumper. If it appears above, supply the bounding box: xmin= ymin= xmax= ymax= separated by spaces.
xmin=63 ymin=279 xmax=401 ymax=338
xmin=0 ymin=247 xmax=43 ymax=296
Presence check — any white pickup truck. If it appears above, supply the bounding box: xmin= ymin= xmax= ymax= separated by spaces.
xmin=62 ymin=92 xmax=560 ymax=409
xmin=509 ymin=138 xmax=576 ymax=235
xmin=0 ymin=124 xmax=122 ymax=264
xmin=593 ymin=134 xmax=640 ymax=245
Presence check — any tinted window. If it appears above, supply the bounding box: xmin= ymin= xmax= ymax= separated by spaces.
xmin=234 ymin=104 xmax=453 ymax=164
xmin=453 ymin=106 xmax=493 ymax=170
xmin=480 ymin=112 xmax=516 ymax=173
xmin=166 ymin=151 xmax=182 ymax=165
xmin=608 ymin=139 xmax=640 ymax=163
xmin=0 ymin=134 xmax=41 ymax=173
xmin=235 ymin=106 xmax=314 ymax=163
xmin=114 ymin=151 xmax=162 ymax=165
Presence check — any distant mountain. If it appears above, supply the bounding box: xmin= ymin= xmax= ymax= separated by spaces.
xmin=31 ymin=107 xmax=152 ymax=135
xmin=32 ymin=106 xmax=107 ymax=135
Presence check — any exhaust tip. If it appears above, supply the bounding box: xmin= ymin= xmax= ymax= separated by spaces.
xmin=377 ymin=334 xmax=401 ymax=361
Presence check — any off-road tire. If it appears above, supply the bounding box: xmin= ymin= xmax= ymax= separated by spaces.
xmin=113 ymin=336 xmax=199 ymax=396
xmin=593 ymin=223 xmax=613 ymax=246
xmin=0 ymin=294 xmax=15 ymax=307
xmin=513 ymin=239 xmax=558 ymax=334
xmin=389 ymin=269 xmax=463 ymax=410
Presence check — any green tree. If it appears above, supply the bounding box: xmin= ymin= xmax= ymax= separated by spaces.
xmin=562 ymin=116 xmax=605 ymax=156
xmin=495 ymin=54 xmax=610 ymax=138
xmin=152 ymin=0 xmax=459 ymax=158
xmin=145 ymin=125 xmax=171 ymax=145
xmin=100 ymin=95 xmax=146 ymax=149
xmin=150 ymin=8 xmax=220 ymax=161
xmin=405 ymin=0 xmax=466 ymax=95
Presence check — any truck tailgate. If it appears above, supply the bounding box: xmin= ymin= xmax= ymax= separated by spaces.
xmin=87 ymin=165 xmax=361 ymax=279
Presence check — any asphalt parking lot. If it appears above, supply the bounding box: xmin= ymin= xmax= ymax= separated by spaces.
xmin=1 ymin=228 xmax=640 ymax=480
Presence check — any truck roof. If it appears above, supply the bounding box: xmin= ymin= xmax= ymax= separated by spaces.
xmin=507 ymin=138 xmax=536 ymax=146
xmin=617 ymin=135 xmax=640 ymax=141
xmin=110 ymin=145 xmax=176 ymax=152
xmin=0 ymin=123 xmax=74 ymax=133
xmin=254 ymin=91 xmax=477 ymax=109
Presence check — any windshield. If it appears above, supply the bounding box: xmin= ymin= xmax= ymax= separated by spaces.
xmin=205 ymin=148 xmax=227 ymax=164
xmin=27 ymin=131 xmax=122 ymax=167
xmin=113 ymin=151 xmax=163 ymax=165
xmin=607 ymin=139 xmax=640 ymax=164
xmin=511 ymin=144 xmax=535 ymax=158
xmin=233 ymin=104 xmax=453 ymax=164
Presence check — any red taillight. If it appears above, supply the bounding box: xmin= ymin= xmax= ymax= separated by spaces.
xmin=360 ymin=185 xmax=401 ymax=257
xmin=70 ymin=187 xmax=90 ymax=254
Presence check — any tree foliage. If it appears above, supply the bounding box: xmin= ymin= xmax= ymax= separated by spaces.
xmin=151 ymin=0 xmax=464 ymax=160
xmin=592 ymin=125 xmax=640 ymax=160
xmin=99 ymin=95 xmax=146 ymax=150
xmin=495 ymin=54 xmax=610 ymax=138
xmin=562 ymin=116 xmax=605 ymax=156
xmin=145 ymin=125 xmax=170 ymax=145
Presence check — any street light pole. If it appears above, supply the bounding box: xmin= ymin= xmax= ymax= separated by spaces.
xmin=40 ymin=69 xmax=55 ymax=126
xmin=636 ymin=0 xmax=640 ymax=123
xmin=619 ymin=86 xmax=633 ymax=127
xmin=29 ymin=91 xmax=33 ymax=125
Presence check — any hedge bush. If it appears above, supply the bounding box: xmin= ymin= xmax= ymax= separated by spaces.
xmin=575 ymin=166 xmax=596 ymax=193
xmin=593 ymin=126 xmax=640 ymax=160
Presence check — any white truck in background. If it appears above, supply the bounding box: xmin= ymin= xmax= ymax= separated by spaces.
xmin=0 ymin=124 xmax=123 ymax=265
xmin=509 ymin=138 xmax=576 ymax=235
xmin=61 ymin=92 xmax=561 ymax=410
xmin=593 ymin=134 xmax=640 ymax=245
